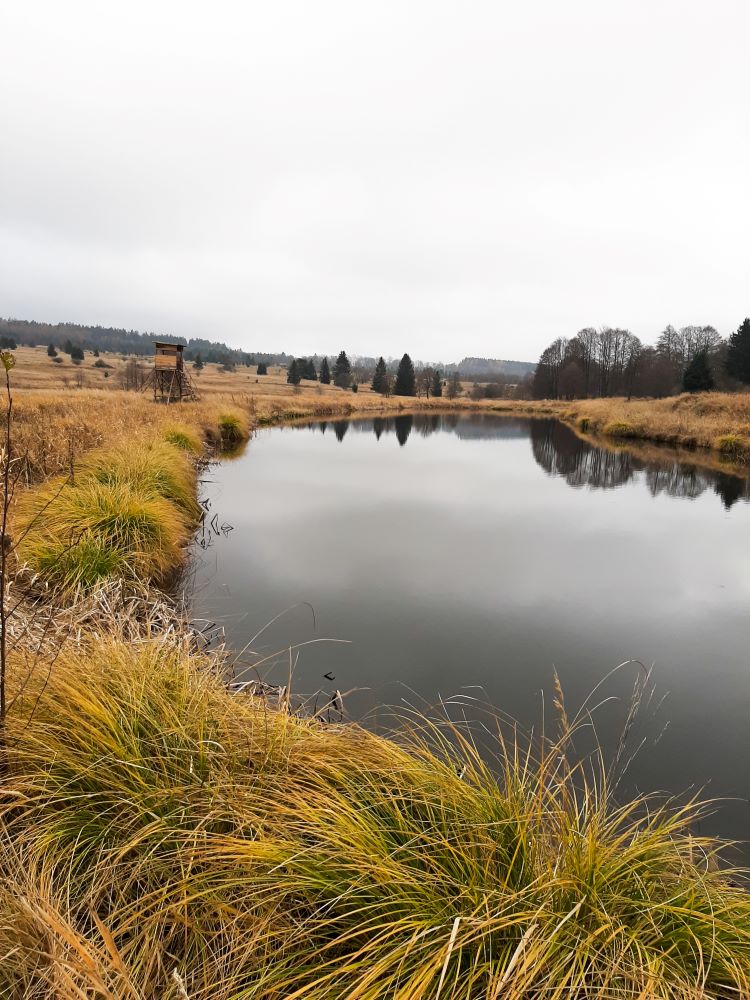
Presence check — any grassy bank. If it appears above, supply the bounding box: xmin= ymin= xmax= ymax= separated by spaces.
xmin=4 ymin=377 xmax=750 ymax=996
xmin=2 ymin=633 xmax=749 ymax=999
xmin=8 ymin=388 xmax=467 ymax=593
xmin=490 ymin=392 xmax=750 ymax=464
xmin=9 ymin=387 xmax=467 ymax=486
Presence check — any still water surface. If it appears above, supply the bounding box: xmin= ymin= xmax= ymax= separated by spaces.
xmin=190 ymin=414 xmax=750 ymax=843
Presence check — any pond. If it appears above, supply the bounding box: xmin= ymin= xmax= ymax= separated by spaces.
xmin=188 ymin=413 xmax=750 ymax=846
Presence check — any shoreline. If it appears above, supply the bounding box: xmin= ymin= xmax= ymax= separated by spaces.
xmin=4 ymin=384 xmax=750 ymax=995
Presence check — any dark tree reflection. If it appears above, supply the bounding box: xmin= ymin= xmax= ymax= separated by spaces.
xmin=530 ymin=420 xmax=634 ymax=489
xmin=531 ymin=418 xmax=750 ymax=508
xmin=333 ymin=420 xmax=349 ymax=442
xmin=414 ymin=414 xmax=441 ymax=437
xmin=714 ymin=473 xmax=748 ymax=510
xmin=394 ymin=414 xmax=413 ymax=447
xmin=646 ymin=465 xmax=709 ymax=501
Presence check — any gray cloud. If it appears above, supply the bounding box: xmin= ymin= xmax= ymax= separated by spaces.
xmin=1 ymin=0 xmax=748 ymax=361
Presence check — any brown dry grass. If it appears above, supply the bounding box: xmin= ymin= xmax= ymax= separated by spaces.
xmin=5 ymin=348 xmax=473 ymax=484
xmin=490 ymin=392 xmax=750 ymax=464
xmin=6 ymin=345 xmax=750 ymax=485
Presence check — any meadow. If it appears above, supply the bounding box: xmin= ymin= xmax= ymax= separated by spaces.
xmin=2 ymin=345 xmax=750 ymax=997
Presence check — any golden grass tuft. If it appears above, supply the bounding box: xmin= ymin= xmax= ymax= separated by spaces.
xmin=78 ymin=438 xmax=201 ymax=519
xmin=217 ymin=409 xmax=250 ymax=443
xmin=715 ymin=433 xmax=750 ymax=461
xmin=602 ymin=419 xmax=636 ymax=438
xmin=162 ymin=422 xmax=203 ymax=455
xmin=14 ymin=478 xmax=190 ymax=594
xmin=1 ymin=636 xmax=749 ymax=998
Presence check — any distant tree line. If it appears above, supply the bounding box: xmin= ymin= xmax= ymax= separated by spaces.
xmin=532 ymin=319 xmax=750 ymax=399
xmin=0 ymin=318 xmax=289 ymax=369
xmin=282 ymin=350 xmax=466 ymax=399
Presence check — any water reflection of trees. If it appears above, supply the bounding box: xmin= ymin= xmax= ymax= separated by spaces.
xmin=532 ymin=420 xmax=633 ymax=489
xmin=394 ymin=415 xmax=412 ymax=447
xmin=332 ymin=420 xmax=349 ymax=442
xmin=530 ymin=419 xmax=750 ymax=509
xmin=300 ymin=414 xmax=749 ymax=509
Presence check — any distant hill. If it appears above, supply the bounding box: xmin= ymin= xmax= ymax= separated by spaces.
xmin=448 ymin=357 xmax=536 ymax=378
xmin=0 ymin=318 xmax=290 ymax=367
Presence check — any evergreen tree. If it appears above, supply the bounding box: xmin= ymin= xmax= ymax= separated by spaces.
xmin=47 ymin=343 xmax=57 ymax=357
xmin=93 ymin=348 xmax=100 ymax=357
xmin=256 ymin=361 xmax=268 ymax=375
xmin=431 ymin=369 xmax=443 ymax=398
xmin=332 ymin=351 xmax=351 ymax=388
xmin=394 ymin=353 xmax=416 ymax=396
xmin=193 ymin=354 xmax=204 ymax=370
xmin=682 ymin=349 xmax=714 ymax=392
xmin=63 ymin=339 xmax=73 ymax=355
xmin=319 ymin=357 xmax=331 ymax=384
xmin=303 ymin=358 xmax=317 ymax=380
xmin=70 ymin=344 xmax=85 ymax=363
xmin=287 ymin=358 xmax=301 ymax=384
xmin=371 ymin=356 xmax=388 ymax=394
xmin=726 ymin=318 xmax=750 ymax=385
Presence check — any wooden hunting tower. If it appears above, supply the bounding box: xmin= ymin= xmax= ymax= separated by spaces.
xmin=146 ymin=341 xmax=197 ymax=402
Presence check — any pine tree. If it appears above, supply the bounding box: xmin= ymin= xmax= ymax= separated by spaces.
xmin=726 ymin=318 xmax=750 ymax=385
xmin=287 ymin=359 xmax=300 ymax=384
xmin=394 ymin=353 xmax=416 ymax=396
xmin=332 ymin=351 xmax=351 ymax=388
xmin=47 ymin=343 xmax=57 ymax=357
xmin=682 ymin=349 xmax=714 ymax=392
xmin=431 ymin=369 xmax=443 ymax=398
xmin=304 ymin=358 xmax=317 ymax=380
xmin=193 ymin=354 xmax=204 ymax=371
xmin=319 ymin=357 xmax=331 ymax=384
xmin=371 ymin=357 xmax=387 ymax=394
xmin=256 ymin=361 xmax=268 ymax=375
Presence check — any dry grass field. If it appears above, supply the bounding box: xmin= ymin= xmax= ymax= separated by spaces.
xmin=5 ymin=347 xmax=750 ymax=490
xmin=492 ymin=392 xmax=750 ymax=464
xmin=3 ymin=347 xmax=473 ymax=484
xmin=6 ymin=344 xmax=452 ymax=402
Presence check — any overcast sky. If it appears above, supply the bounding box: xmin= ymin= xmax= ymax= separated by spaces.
xmin=1 ymin=1 xmax=748 ymax=362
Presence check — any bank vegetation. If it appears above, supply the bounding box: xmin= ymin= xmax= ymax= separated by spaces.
xmin=1 ymin=358 xmax=750 ymax=997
